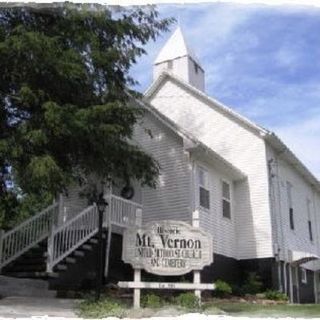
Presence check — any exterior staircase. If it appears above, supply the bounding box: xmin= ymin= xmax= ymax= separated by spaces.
xmin=0 ymin=194 xmax=142 ymax=296
xmin=2 ymin=240 xmax=48 ymax=279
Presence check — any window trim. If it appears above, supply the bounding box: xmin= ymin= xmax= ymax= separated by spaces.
xmin=301 ymin=268 xmax=307 ymax=284
xmin=221 ymin=180 xmax=231 ymax=219
xmin=287 ymin=181 xmax=294 ymax=231
xmin=194 ymin=62 xmax=199 ymax=74
xmin=289 ymin=207 xmax=294 ymax=230
xmin=197 ymin=166 xmax=210 ymax=211
xmin=307 ymin=198 xmax=313 ymax=242
xmin=308 ymin=220 xmax=313 ymax=242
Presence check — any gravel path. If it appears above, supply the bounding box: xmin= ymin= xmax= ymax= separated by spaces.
xmin=0 ymin=297 xmax=320 ymax=320
xmin=1 ymin=315 xmax=320 ymax=320
xmin=1 ymin=313 xmax=320 ymax=320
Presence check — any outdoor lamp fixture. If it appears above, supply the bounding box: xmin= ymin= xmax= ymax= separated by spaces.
xmin=95 ymin=193 xmax=108 ymax=301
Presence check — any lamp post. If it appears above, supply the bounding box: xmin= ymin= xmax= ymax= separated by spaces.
xmin=95 ymin=193 xmax=108 ymax=301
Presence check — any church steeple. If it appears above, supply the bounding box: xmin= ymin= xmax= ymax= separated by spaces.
xmin=153 ymin=26 xmax=205 ymax=92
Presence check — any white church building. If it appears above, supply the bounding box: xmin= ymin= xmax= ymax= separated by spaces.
xmin=1 ymin=27 xmax=320 ymax=304
xmin=131 ymin=26 xmax=320 ymax=303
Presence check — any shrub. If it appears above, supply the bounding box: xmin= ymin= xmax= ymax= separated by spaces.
xmin=175 ymin=292 xmax=200 ymax=310
xmin=78 ymin=297 xmax=126 ymax=318
xmin=141 ymin=293 xmax=162 ymax=308
xmin=264 ymin=290 xmax=288 ymax=301
xmin=230 ymin=284 xmax=245 ymax=296
xmin=241 ymin=272 xmax=263 ymax=294
xmin=213 ymin=280 xmax=232 ymax=298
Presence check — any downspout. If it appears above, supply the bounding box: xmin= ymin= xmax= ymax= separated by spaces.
xmin=268 ymin=158 xmax=282 ymax=291
xmin=183 ymin=137 xmax=198 ymax=226
xmin=274 ymin=155 xmax=288 ymax=294
xmin=190 ymin=158 xmax=196 ymax=225
xmin=284 ymin=262 xmax=288 ymax=296
xmin=289 ymin=263 xmax=294 ymax=303
xmin=312 ymin=189 xmax=320 ymax=303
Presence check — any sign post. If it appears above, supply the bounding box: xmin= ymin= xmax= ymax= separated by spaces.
xmin=192 ymin=210 xmax=201 ymax=300
xmin=119 ymin=217 xmax=214 ymax=307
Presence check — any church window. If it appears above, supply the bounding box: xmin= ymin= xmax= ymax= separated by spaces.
xmin=198 ymin=167 xmax=210 ymax=210
xmin=287 ymin=182 xmax=294 ymax=230
xmin=301 ymin=268 xmax=307 ymax=284
xmin=307 ymin=198 xmax=313 ymax=242
xmin=194 ymin=62 xmax=199 ymax=74
xmin=222 ymin=181 xmax=231 ymax=219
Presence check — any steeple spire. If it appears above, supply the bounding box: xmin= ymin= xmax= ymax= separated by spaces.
xmin=153 ymin=26 xmax=205 ymax=92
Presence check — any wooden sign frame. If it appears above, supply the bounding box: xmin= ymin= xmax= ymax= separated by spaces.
xmin=119 ymin=210 xmax=215 ymax=308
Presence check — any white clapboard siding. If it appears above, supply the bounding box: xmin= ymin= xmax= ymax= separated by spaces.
xmin=267 ymin=145 xmax=320 ymax=261
xmin=193 ymin=156 xmax=237 ymax=258
xmin=133 ymin=111 xmax=192 ymax=224
xmin=148 ymin=77 xmax=272 ymax=259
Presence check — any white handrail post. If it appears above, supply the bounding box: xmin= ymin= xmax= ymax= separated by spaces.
xmin=133 ymin=269 xmax=141 ymax=308
xmin=136 ymin=208 xmax=142 ymax=227
xmin=104 ymin=197 xmax=112 ymax=278
xmin=133 ymin=208 xmax=142 ymax=308
xmin=0 ymin=229 xmax=4 ymax=272
xmin=46 ymin=213 xmax=56 ymax=273
xmin=192 ymin=210 xmax=201 ymax=303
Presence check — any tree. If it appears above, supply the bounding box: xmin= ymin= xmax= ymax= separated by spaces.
xmin=0 ymin=3 xmax=173 ymax=228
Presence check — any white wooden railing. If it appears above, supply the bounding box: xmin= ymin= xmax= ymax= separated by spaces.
xmin=0 ymin=203 xmax=59 ymax=270
xmin=0 ymin=194 xmax=142 ymax=273
xmin=46 ymin=205 xmax=98 ymax=272
xmin=106 ymin=194 xmax=142 ymax=228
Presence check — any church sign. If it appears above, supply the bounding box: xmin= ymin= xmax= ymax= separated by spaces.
xmin=122 ymin=220 xmax=213 ymax=276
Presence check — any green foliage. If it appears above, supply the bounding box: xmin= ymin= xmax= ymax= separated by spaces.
xmin=264 ymin=290 xmax=288 ymax=301
xmin=78 ymin=297 xmax=127 ymax=318
xmin=141 ymin=293 xmax=162 ymax=308
xmin=241 ymin=272 xmax=263 ymax=295
xmin=204 ymin=302 xmax=320 ymax=317
xmin=0 ymin=3 xmax=174 ymax=226
xmin=174 ymin=292 xmax=200 ymax=310
xmin=0 ymin=190 xmax=52 ymax=229
xmin=213 ymin=280 xmax=232 ymax=298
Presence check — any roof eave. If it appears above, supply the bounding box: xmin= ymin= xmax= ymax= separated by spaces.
xmin=131 ymin=94 xmax=246 ymax=182
xmin=265 ymin=132 xmax=320 ymax=192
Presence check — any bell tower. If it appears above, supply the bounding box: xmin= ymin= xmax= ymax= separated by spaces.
xmin=153 ymin=26 xmax=205 ymax=92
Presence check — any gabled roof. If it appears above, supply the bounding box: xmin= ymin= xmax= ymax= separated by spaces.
xmin=130 ymin=95 xmax=246 ymax=181
xmin=145 ymin=71 xmax=268 ymax=136
xmin=144 ymin=71 xmax=320 ymax=192
xmin=154 ymin=26 xmax=202 ymax=67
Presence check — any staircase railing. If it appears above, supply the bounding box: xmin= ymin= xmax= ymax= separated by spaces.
xmin=106 ymin=194 xmax=142 ymax=228
xmin=0 ymin=203 xmax=59 ymax=270
xmin=0 ymin=193 xmax=142 ymax=273
xmin=46 ymin=205 xmax=98 ymax=272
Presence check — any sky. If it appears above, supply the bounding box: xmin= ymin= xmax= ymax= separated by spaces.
xmin=129 ymin=2 xmax=320 ymax=180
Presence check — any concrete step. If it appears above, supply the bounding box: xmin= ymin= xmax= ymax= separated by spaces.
xmin=47 ymin=272 xmax=59 ymax=278
xmin=0 ymin=275 xmax=57 ymax=298
xmin=65 ymin=257 xmax=76 ymax=264
xmin=89 ymin=238 xmax=98 ymax=244
xmin=3 ymin=271 xmax=49 ymax=279
xmin=14 ymin=256 xmax=46 ymax=264
xmin=74 ymin=250 xmax=84 ymax=257
xmin=7 ymin=264 xmax=46 ymax=272
xmin=82 ymin=244 xmax=93 ymax=251
xmin=56 ymin=264 xmax=68 ymax=271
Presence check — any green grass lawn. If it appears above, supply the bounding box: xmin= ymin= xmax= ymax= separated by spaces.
xmin=77 ymin=289 xmax=320 ymax=319
xmin=204 ymin=302 xmax=320 ymax=318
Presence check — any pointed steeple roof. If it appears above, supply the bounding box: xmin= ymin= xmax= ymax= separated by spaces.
xmin=154 ymin=26 xmax=201 ymax=66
